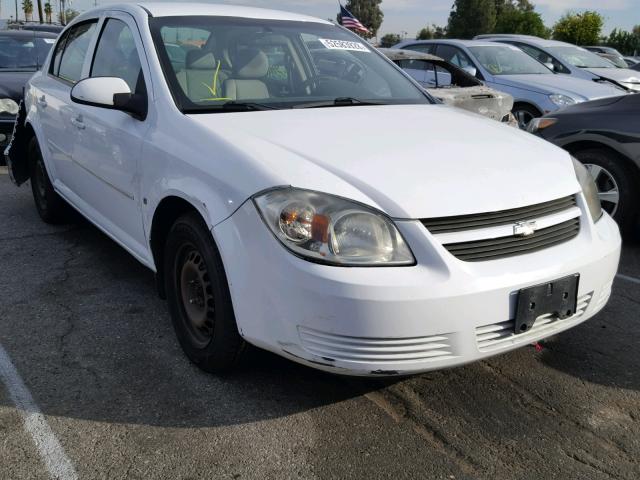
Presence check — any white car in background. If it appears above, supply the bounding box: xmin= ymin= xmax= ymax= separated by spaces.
xmin=7 ymin=3 xmax=621 ymax=376
xmin=380 ymin=48 xmax=517 ymax=125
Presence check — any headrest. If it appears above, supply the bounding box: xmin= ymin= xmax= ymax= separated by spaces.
xmin=186 ymin=50 xmax=217 ymax=70
xmin=235 ymin=49 xmax=269 ymax=78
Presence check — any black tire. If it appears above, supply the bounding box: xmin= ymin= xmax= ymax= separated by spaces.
xmin=164 ymin=212 xmax=246 ymax=372
xmin=574 ymin=148 xmax=638 ymax=236
xmin=28 ymin=137 xmax=68 ymax=224
xmin=512 ymin=104 xmax=540 ymax=130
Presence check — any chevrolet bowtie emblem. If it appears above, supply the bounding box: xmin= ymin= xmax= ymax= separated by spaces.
xmin=513 ymin=220 xmax=538 ymax=237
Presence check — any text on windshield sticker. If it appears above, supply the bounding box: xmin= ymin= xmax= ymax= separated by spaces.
xmin=318 ymin=39 xmax=370 ymax=52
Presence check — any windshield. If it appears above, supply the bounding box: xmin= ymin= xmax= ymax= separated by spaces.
xmin=547 ymin=46 xmax=615 ymax=69
xmin=149 ymin=16 xmax=430 ymax=112
xmin=0 ymin=35 xmax=54 ymax=71
xmin=469 ymin=45 xmax=551 ymax=75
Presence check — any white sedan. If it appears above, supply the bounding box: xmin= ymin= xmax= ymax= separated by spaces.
xmin=6 ymin=3 xmax=621 ymax=376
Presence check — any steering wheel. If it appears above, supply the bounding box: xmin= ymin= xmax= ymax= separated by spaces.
xmin=344 ymin=62 xmax=365 ymax=85
xmin=299 ymin=74 xmax=336 ymax=94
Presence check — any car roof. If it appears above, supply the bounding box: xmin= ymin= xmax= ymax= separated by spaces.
xmin=0 ymin=29 xmax=58 ymax=39
xmin=397 ymin=39 xmax=499 ymax=48
xmin=86 ymin=2 xmax=331 ymax=24
xmin=379 ymin=48 xmax=443 ymax=62
xmin=481 ymin=36 xmax=579 ymax=48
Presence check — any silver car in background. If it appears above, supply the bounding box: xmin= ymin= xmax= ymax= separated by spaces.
xmin=476 ymin=35 xmax=640 ymax=92
xmin=380 ymin=48 xmax=516 ymax=125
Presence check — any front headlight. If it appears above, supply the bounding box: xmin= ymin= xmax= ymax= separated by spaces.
xmin=549 ymin=94 xmax=576 ymax=107
xmin=0 ymin=98 xmax=19 ymax=115
xmin=254 ymin=188 xmax=415 ymax=266
xmin=572 ymin=157 xmax=603 ymax=223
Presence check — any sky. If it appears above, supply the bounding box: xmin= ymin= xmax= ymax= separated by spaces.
xmin=2 ymin=0 xmax=639 ymax=38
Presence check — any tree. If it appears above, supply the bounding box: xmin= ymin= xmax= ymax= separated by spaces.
xmin=43 ymin=1 xmax=52 ymax=23
xmin=493 ymin=0 xmax=549 ymax=38
xmin=58 ymin=8 xmax=78 ymax=24
xmin=380 ymin=33 xmax=402 ymax=48
xmin=22 ymin=0 xmax=33 ymax=21
xmin=338 ymin=0 xmax=383 ymax=40
xmin=36 ymin=0 xmax=43 ymax=23
xmin=552 ymin=11 xmax=604 ymax=45
xmin=605 ymin=28 xmax=640 ymax=56
xmin=417 ymin=25 xmax=447 ymax=40
xmin=447 ymin=0 xmax=497 ymax=39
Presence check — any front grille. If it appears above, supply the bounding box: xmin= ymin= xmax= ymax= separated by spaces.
xmin=444 ymin=217 xmax=580 ymax=262
xmin=298 ymin=327 xmax=456 ymax=364
xmin=422 ymin=195 xmax=577 ymax=233
xmin=475 ymin=293 xmax=592 ymax=352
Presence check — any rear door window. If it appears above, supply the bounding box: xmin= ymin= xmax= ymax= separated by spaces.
xmin=56 ymin=21 xmax=97 ymax=83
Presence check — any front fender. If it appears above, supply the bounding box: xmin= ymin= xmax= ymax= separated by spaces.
xmin=4 ymin=101 xmax=29 ymax=186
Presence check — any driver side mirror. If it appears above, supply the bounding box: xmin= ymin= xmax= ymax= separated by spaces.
xmin=462 ymin=65 xmax=477 ymax=77
xmin=71 ymin=77 xmax=147 ymax=120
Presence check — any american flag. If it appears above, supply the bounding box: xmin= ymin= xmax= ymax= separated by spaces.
xmin=339 ymin=5 xmax=370 ymax=34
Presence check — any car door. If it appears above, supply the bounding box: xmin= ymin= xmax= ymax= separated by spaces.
xmin=69 ymin=12 xmax=150 ymax=257
xmin=32 ymin=20 xmax=98 ymax=188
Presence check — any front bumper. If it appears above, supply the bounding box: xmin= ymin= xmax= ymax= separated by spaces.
xmin=214 ymin=199 xmax=621 ymax=376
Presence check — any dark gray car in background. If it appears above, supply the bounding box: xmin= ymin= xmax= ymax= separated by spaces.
xmin=529 ymin=94 xmax=640 ymax=237
xmin=0 ymin=29 xmax=57 ymax=163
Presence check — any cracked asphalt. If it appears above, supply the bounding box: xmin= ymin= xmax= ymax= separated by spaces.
xmin=1 ymin=173 xmax=639 ymax=480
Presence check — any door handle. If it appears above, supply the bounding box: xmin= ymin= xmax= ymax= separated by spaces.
xmin=36 ymin=95 xmax=47 ymax=108
xmin=70 ymin=115 xmax=85 ymax=130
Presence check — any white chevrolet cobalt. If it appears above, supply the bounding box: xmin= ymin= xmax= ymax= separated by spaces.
xmin=7 ymin=3 xmax=621 ymax=376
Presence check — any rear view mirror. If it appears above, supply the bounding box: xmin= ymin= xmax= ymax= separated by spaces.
xmin=462 ymin=65 xmax=477 ymax=77
xmin=544 ymin=62 xmax=555 ymax=71
xmin=71 ymin=77 xmax=147 ymax=120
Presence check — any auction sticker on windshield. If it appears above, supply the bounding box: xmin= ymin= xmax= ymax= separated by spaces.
xmin=318 ymin=39 xmax=370 ymax=52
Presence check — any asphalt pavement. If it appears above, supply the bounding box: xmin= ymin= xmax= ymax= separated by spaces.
xmin=1 ymin=171 xmax=639 ymax=480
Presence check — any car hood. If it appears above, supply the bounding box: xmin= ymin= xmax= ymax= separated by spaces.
xmin=494 ymin=73 xmax=626 ymax=100
xmin=0 ymin=72 xmax=34 ymax=101
xmin=426 ymin=86 xmax=514 ymax=121
xmin=187 ymin=105 xmax=578 ymax=219
xmin=584 ymin=67 xmax=640 ymax=90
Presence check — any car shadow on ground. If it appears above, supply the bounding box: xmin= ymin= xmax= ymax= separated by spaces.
xmin=0 ymin=215 xmax=400 ymax=428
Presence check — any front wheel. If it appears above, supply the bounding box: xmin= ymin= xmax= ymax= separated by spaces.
xmin=574 ymin=148 xmax=638 ymax=236
xmin=512 ymin=104 xmax=540 ymax=130
xmin=164 ymin=212 xmax=246 ymax=372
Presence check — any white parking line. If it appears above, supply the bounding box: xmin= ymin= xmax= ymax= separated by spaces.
xmin=0 ymin=342 xmax=78 ymax=480
xmin=616 ymin=274 xmax=640 ymax=285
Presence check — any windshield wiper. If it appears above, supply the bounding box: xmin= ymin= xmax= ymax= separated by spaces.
xmin=184 ymin=101 xmax=280 ymax=114
xmin=293 ymin=97 xmax=389 ymax=109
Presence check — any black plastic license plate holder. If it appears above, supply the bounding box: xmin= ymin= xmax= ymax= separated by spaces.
xmin=514 ymin=274 xmax=580 ymax=335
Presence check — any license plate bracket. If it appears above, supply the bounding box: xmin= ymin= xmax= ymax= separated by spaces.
xmin=514 ymin=274 xmax=580 ymax=335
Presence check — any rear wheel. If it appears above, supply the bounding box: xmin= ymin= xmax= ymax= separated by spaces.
xmin=574 ymin=148 xmax=638 ymax=236
xmin=512 ymin=104 xmax=540 ymax=130
xmin=28 ymin=137 xmax=68 ymax=224
xmin=164 ymin=212 xmax=246 ymax=372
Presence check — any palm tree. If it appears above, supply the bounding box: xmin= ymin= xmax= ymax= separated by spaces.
xmin=36 ymin=0 xmax=43 ymax=23
xmin=44 ymin=1 xmax=52 ymax=23
xmin=22 ymin=0 xmax=33 ymax=21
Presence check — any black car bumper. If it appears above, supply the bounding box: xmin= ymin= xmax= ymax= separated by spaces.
xmin=0 ymin=117 xmax=16 ymax=166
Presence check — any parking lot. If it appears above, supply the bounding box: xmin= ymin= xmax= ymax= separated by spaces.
xmin=0 ymin=170 xmax=639 ymax=479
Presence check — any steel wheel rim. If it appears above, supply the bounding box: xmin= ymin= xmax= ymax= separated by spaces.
xmin=514 ymin=110 xmax=534 ymax=129
xmin=177 ymin=245 xmax=215 ymax=348
xmin=584 ymin=163 xmax=620 ymax=216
